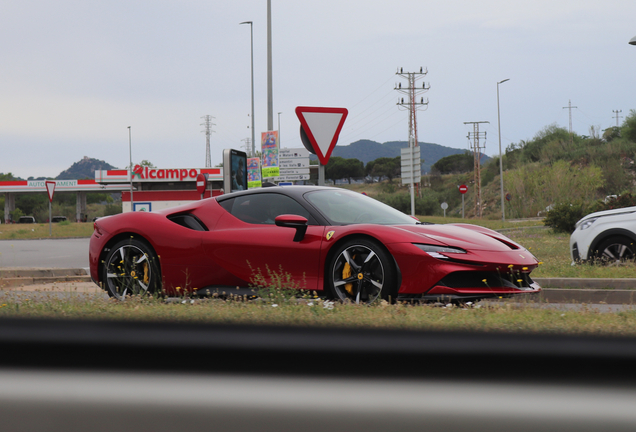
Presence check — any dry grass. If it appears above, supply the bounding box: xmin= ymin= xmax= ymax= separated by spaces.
xmin=0 ymin=222 xmax=94 ymax=240
xmin=1 ymin=291 xmax=636 ymax=336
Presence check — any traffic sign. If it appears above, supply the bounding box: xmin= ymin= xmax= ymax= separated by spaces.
xmin=459 ymin=184 xmax=468 ymax=194
xmin=400 ymin=146 xmax=421 ymax=185
xmin=196 ymin=173 xmax=206 ymax=196
xmin=295 ymin=106 xmax=348 ymax=165
xmin=45 ymin=181 xmax=56 ymax=203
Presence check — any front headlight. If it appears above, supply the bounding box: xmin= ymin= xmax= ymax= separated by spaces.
xmin=415 ymin=244 xmax=466 ymax=259
xmin=579 ymin=218 xmax=597 ymax=230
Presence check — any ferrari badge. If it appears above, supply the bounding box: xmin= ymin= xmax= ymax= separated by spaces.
xmin=326 ymin=231 xmax=335 ymax=240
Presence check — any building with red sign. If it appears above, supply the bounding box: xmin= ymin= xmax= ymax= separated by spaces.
xmin=95 ymin=166 xmax=224 ymax=212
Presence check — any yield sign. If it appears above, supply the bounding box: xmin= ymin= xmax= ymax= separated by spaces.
xmin=295 ymin=106 xmax=348 ymax=165
xmin=45 ymin=181 xmax=56 ymax=203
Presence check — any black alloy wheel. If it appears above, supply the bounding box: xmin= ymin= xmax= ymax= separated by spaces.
xmin=327 ymin=238 xmax=397 ymax=304
xmin=103 ymin=238 xmax=161 ymax=300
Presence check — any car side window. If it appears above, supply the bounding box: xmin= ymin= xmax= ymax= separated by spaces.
xmin=222 ymin=193 xmax=314 ymax=225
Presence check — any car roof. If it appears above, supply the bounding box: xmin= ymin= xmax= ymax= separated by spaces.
xmin=215 ymin=185 xmax=341 ymax=203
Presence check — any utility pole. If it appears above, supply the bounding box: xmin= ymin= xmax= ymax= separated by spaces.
xmin=267 ymin=0 xmax=273 ymax=131
xmin=201 ymin=115 xmax=216 ymax=167
xmin=395 ymin=67 xmax=429 ymax=209
xmin=613 ymin=109 xmax=623 ymax=128
xmin=562 ymin=100 xmax=577 ymax=145
xmin=464 ymin=121 xmax=489 ymax=218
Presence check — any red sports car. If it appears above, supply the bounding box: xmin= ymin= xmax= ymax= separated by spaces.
xmin=89 ymin=186 xmax=541 ymax=303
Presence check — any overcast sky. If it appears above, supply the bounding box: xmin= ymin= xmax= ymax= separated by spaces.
xmin=2 ymin=0 xmax=636 ymax=179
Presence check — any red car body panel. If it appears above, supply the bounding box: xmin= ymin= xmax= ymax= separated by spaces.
xmin=89 ymin=187 xmax=541 ymax=300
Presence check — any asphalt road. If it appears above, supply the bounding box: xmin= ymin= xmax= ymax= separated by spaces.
xmin=0 ymin=238 xmax=89 ymax=269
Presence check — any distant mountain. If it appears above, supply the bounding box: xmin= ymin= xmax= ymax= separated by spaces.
xmin=311 ymin=140 xmax=489 ymax=173
xmin=56 ymin=156 xmax=117 ymax=180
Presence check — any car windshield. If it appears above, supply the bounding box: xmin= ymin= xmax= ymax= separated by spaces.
xmin=304 ymin=189 xmax=418 ymax=225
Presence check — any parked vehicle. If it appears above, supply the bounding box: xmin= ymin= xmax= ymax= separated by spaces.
xmin=17 ymin=216 xmax=36 ymax=224
xmin=570 ymin=206 xmax=636 ymax=264
xmin=51 ymin=216 xmax=68 ymax=223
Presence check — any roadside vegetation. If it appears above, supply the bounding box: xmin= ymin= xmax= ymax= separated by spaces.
xmin=2 ymin=288 xmax=636 ymax=336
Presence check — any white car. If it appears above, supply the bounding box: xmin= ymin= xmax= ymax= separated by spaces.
xmin=570 ymin=206 xmax=636 ymax=264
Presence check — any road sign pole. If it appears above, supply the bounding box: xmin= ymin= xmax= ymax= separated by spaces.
xmin=462 ymin=195 xmax=464 ymax=219
xmin=318 ymin=164 xmax=325 ymax=186
xmin=45 ymin=181 xmax=56 ymax=237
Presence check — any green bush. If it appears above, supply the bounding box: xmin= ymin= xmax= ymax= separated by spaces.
xmin=543 ymin=202 xmax=585 ymax=233
xmin=590 ymin=193 xmax=636 ymax=213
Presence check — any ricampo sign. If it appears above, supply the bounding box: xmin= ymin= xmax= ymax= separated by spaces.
xmin=133 ymin=165 xmax=207 ymax=182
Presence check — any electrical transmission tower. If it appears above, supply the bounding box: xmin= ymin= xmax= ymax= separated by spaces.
xmin=562 ymin=100 xmax=577 ymax=145
xmin=201 ymin=115 xmax=216 ymax=168
xmin=395 ymin=66 xmax=430 ymax=157
xmin=241 ymin=137 xmax=251 ymax=155
xmin=464 ymin=121 xmax=489 ymax=218
xmin=613 ymin=110 xmax=623 ymax=128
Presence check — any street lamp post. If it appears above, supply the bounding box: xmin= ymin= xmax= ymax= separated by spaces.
xmin=497 ymin=78 xmax=510 ymax=225
xmin=240 ymin=21 xmax=255 ymax=157
xmin=128 ymin=126 xmax=134 ymax=211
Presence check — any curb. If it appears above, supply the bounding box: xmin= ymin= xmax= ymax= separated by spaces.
xmin=0 ymin=268 xmax=90 ymax=288
xmin=534 ymin=277 xmax=636 ymax=290
xmin=540 ymin=289 xmax=636 ymax=304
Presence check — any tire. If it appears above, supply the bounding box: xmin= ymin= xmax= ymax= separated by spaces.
xmin=326 ymin=238 xmax=397 ymax=304
xmin=102 ymin=238 xmax=161 ymax=300
xmin=593 ymin=236 xmax=636 ymax=265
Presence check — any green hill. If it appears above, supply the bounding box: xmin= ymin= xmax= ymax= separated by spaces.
xmin=56 ymin=156 xmax=117 ymax=180
xmin=314 ymin=140 xmax=489 ymax=173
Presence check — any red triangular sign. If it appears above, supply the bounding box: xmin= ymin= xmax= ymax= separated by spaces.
xmin=295 ymin=106 xmax=348 ymax=165
xmin=45 ymin=181 xmax=56 ymax=203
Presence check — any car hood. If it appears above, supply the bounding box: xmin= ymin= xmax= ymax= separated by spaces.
xmin=577 ymin=206 xmax=636 ymax=225
xmin=392 ymin=224 xmax=523 ymax=252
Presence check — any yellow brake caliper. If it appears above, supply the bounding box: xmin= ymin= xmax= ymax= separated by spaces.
xmin=343 ymin=255 xmax=355 ymax=294
xmin=143 ymin=256 xmax=149 ymax=285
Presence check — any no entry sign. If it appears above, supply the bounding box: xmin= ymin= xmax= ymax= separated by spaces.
xmin=459 ymin=184 xmax=468 ymax=194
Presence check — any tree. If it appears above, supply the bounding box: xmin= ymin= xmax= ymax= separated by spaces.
xmin=620 ymin=109 xmax=636 ymax=143
xmin=325 ymin=157 xmax=364 ymax=181
xmin=431 ymin=152 xmax=473 ymax=174
xmin=365 ymin=156 xmax=401 ymax=181
xmin=138 ymin=160 xmax=156 ymax=168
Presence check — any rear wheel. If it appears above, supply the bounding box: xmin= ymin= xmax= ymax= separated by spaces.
xmin=102 ymin=238 xmax=161 ymax=300
xmin=593 ymin=236 xmax=636 ymax=265
xmin=327 ymin=238 xmax=397 ymax=304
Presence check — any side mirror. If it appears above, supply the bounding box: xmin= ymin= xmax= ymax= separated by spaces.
xmin=275 ymin=214 xmax=308 ymax=242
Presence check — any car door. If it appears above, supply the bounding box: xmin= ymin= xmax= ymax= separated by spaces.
xmin=202 ymin=192 xmax=325 ymax=291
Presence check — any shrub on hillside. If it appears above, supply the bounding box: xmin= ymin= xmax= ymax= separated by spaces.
xmin=590 ymin=193 xmax=636 ymax=212
xmin=543 ymin=203 xmax=585 ymax=233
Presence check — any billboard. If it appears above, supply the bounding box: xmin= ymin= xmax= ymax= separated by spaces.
xmin=223 ymin=149 xmax=247 ymax=193
xmin=261 ymin=131 xmax=280 ymax=178
xmin=247 ymin=157 xmax=262 ymax=189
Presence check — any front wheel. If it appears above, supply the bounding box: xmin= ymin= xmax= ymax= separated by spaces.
xmin=593 ymin=236 xmax=636 ymax=265
xmin=102 ymin=238 xmax=161 ymax=300
xmin=327 ymin=238 xmax=397 ymax=304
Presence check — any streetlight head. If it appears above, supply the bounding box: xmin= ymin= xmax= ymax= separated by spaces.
xmin=630 ymin=36 xmax=636 ymax=45
xmin=240 ymin=21 xmax=252 ymax=25
xmin=498 ymin=78 xmax=510 ymax=84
